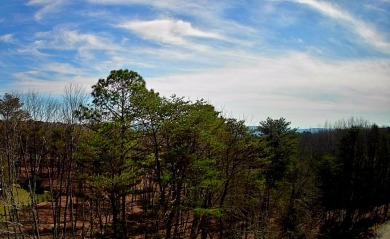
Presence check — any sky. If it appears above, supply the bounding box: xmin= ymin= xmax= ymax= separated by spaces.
xmin=1 ymin=0 xmax=389 ymax=128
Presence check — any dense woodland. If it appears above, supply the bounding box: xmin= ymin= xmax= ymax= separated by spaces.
xmin=0 ymin=69 xmax=389 ymax=239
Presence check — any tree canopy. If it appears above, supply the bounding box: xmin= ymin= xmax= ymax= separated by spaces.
xmin=0 ymin=70 xmax=389 ymax=239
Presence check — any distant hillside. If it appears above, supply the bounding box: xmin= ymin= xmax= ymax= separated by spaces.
xmin=248 ymin=126 xmax=322 ymax=134
xmin=296 ymin=128 xmax=323 ymax=133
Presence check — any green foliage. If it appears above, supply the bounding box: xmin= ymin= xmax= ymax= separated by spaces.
xmin=193 ymin=207 xmax=223 ymax=217
xmin=0 ymin=72 xmax=389 ymax=239
xmin=0 ymin=93 xmax=30 ymax=121
xmin=75 ymin=69 xmax=151 ymax=238
xmin=0 ymin=185 xmax=31 ymax=216
xmin=258 ymin=117 xmax=298 ymax=185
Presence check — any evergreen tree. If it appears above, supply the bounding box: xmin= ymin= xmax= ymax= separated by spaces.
xmin=76 ymin=69 xmax=148 ymax=238
xmin=257 ymin=117 xmax=298 ymax=238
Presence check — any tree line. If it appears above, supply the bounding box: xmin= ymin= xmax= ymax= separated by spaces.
xmin=0 ymin=69 xmax=389 ymax=239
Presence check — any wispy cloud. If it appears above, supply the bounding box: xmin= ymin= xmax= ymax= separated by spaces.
xmin=87 ymin=0 xmax=224 ymax=13
xmin=296 ymin=0 xmax=390 ymax=53
xmin=13 ymin=70 xmax=98 ymax=94
xmin=42 ymin=63 xmax=84 ymax=75
xmin=34 ymin=29 xmax=112 ymax=50
xmin=30 ymin=27 xmax=123 ymax=62
xmin=87 ymin=0 xmax=151 ymax=4
xmin=88 ymin=0 xmax=257 ymax=52
xmin=88 ymin=0 xmax=242 ymax=38
xmin=118 ymin=19 xmax=224 ymax=49
xmin=0 ymin=34 xmax=16 ymax=43
xmin=27 ymin=0 xmax=66 ymax=21
xmin=148 ymin=52 xmax=390 ymax=126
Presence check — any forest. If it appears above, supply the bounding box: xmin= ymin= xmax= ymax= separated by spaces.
xmin=0 ymin=69 xmax=389 ymax=239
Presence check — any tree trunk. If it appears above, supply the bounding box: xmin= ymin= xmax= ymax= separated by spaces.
xmin=110 ymin=193 xmax=119 ymax=239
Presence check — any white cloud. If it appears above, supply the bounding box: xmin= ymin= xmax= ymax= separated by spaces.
xmin=296 ymin=0 xmax=390 ymax=53
xmin=34 ymin=29 xmax=109 ymax=50
xmin=87 ymin=0 xmax=149 ymax=3
xmin=147 ymin=52 xmax=390 ymax=127
xmin=27 ymin=0 xmax=66 ymax=21
xmin=88 ymin=0 xmax=257 ymax=52
xmin=9 ymin=50 xmax=390 ymax=127
xmin=31 ymin=28 xmax=122 ymax=61
xmin=43 ymin=63 xmax=84 ymax=75
xmin=13 ymin=71 xmax=98 ymax=94
xmin=16 ymin=47 xmax=49 ymax=57
xmin=118 ymin=19 xmax=224 ymax=49
xmin=61 ymin=30 xmax=110 ymax=50
xmin=87 ymin=0 xmax=227 ymax=24
xmin=87 ymin=0 xmax=221 ymax=13
xmin=0 ymin=34 xmax=15 ymax=43
xmin=88 ymin=0 xmax=243 ymax=37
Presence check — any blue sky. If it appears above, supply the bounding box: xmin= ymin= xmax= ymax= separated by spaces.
xmin=1 ymin=0 xmax=389 ymax=127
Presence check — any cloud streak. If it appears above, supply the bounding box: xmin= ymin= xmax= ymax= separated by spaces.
xmin=296 ymin=0 xmax=390 ymax=53
xmin=27 ymin=0 xmax=66 ymax=21
xmin=28 ymin=27 xmax=125 ymax=64
xmin=34 ymin=28 xmax=116 ymax=51
xmin=118 ymin=19 xmax=224 ymax=50
xmin=147 ymin=52 xmax=390 ymax=126
xmin=13 ymin=70 xmax=98 ymax=94
xmin=0 ymin=34 xmax=16 ymax=43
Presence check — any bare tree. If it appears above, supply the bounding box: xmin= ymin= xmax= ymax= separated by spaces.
xmin=0 ymin=93 xmax=30 ymax=239
xmin=60 ymin=83 xmax=87 ymax=237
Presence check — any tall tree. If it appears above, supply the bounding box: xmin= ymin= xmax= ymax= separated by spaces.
xmin=257 ymin=117 xmax=297 ymax=238
xmin=76 ymin=69 xmax=148 ymax=238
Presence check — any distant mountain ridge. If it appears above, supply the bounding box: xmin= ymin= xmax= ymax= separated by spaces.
xmin=296 ymin=128 xmax=323 ymax=133
xmin=248 ymin=126 xmax=322 ymax=134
